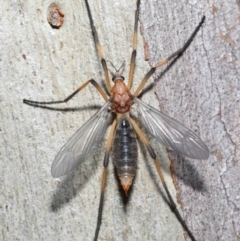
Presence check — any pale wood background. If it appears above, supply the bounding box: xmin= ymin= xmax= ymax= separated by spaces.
xmin=1 ymin=0 xmax=239 ymax=241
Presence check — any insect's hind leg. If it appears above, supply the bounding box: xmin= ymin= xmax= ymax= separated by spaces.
xmin=133 ymin=16 xmax=205 ymax=97
xmin=23 ymin=79 xmax=108 ymax=107
xmin=129 ymin=118 xmax=197 ymax=241
xmin=94 ymin=119 xmax=117 ymax=241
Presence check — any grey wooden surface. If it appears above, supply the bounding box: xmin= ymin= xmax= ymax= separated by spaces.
xmin=141 ymin=0 xmax=240 ymax=241
xmin=1 ymin=0 xmax=239 ymax=241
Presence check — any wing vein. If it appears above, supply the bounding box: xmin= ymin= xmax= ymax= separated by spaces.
xmin=51 ymin=101 xmax=111 ymax=177
xmin=134 ymin=98 xmax=209 ymax=159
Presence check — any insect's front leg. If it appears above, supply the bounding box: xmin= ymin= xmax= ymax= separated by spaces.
xmin=127 ymin=0 xmax=140 ymax=89
xmin=23 ymin=79 xmax=108 ymax=108
xmin=133 ymin=16 xmax=205 ymax=97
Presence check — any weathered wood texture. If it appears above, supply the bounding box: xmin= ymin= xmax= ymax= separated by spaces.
xmin=1 ymin=0 xmax=239 ymax=241
xmin=141 ymin=0 xmax=240 ymax=241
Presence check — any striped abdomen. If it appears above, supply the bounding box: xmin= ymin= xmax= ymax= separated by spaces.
xmin=112 ymin=118 xmax=137 ymax=194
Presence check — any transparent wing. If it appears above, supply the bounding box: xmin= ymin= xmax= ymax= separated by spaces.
xmin=51 ymin=101 xmax=111 ymax=177
xmin=134 ymin=98 xmax=209 ymax=159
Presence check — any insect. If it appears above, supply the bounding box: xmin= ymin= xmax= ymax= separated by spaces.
xmin=23 ymin=0 xmax=208 ymax=240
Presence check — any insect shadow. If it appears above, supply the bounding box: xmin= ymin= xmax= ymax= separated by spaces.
xmin=50 ymin=146 xmax=104 ymax=212
xmin=168 ymin=152 xmax=208 ymax=192
xmin=50 ymin=111 xmax=115 ymax=211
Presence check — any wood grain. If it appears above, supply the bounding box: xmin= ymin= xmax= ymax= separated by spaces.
xmin=1 ymin=0 xmax=239 ymax=241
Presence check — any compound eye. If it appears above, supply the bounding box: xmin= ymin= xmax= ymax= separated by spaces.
xmin=112 ymin=76 xmax=116 ymax=82
xmin=121 ymin=76 xmax=125 ymax=81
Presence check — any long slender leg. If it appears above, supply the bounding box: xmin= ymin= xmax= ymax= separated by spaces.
xmin=134 ymin=16 xmax=205 ymax=97
xmin=130 ymin=118 xmax=197 ymax=241
xmin=23 ymin=79 xmax=108 ymax=107
xmin=84 ymin=0 xmax=111 ymax=92
xmin=94 ymin=119 xmax=117 ymax=241
xmin=127 ymin=0 xmax=140 ymax=89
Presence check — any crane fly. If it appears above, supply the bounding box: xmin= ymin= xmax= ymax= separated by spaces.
xmin=23 ymin=0 xmax=208 ymax=240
